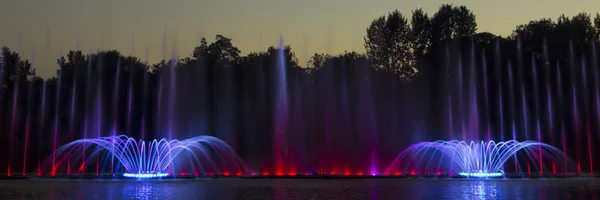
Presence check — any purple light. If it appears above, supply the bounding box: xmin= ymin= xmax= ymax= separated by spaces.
xmin=458 ymin=170 xmax=504 ymax=178
xmin=123 ymin=172 xmax=169 ymax=178
xmin=386 ymin=140 xmax=572 ymax=176
xmin=48 ymin=135 xmax=253 ymax=177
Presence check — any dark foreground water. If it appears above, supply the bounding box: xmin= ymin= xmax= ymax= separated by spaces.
xmin=0 ymin=178 xmax=599 ymax=200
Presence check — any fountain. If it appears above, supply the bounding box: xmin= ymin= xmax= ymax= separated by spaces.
xmin=385 ymin=140 xmax=573 ymax=178
xmin=1 ymin=23 xmax=600 ymax=178
xmin=42 ymin=135 xmax=252 ymax=178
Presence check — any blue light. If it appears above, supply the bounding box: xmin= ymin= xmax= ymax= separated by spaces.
xmin=385 ymin=140 xmax=571 ymax=177
xmin=50 ymin=135 xmax=253 ymax=177
xmin=123 ymin=172 xmax=170 ymax=178
xmin=458 ymin=170 xmax=504 ymax=178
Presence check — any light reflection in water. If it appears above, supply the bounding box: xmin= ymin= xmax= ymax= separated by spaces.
xmin=0 ymin=179 xmax=599 ymax=199
xmin=472 ymin=181 xmax=496 ymax=198
xmin=123 ymin=183 xmax=154 ymax=199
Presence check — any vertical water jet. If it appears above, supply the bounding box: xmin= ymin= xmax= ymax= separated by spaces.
xmin=481 ymin=49 xmax=491 ymax=141
xmin=51 ymin=47 xmax=63 ymax=176
xmin=556 ymin=63 xmax=567 ymax=173
xmin=508 ymin=63 xmax=518 ymax=172
xmin=23 ymin=46 xmax=35 ymax=176
xmin=273 ymin=35 xmax=289 ymax=175
xmin=110 ymin=57 xmax=122 ymax=174
xmin=581 ymin=56 xmax=593 ymax=174
xmin=68 ymin=74 xmax=76 ymax=175
xmin=8 ymin=35 xmax=23 ymax=176
xmin=468 ymin=41 xmax=478 ymax=140
xmin=457 ymin=53 xmax=466 ymax=141
xmin=568 ymin=40 xmax=581 ymax=174
xmin=532 ymin=55 xmax=543 ymax=174
xmin=94 ymin=50 xmax=103 ymax=176
xmin=37 ymin=80 xmax=47 ymax=176
xmin=80 ymin=48 xmax=93 ymax=175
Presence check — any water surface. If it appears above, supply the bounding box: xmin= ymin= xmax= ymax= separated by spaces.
xmin=0 ymin=178 xmax=598 ymax=199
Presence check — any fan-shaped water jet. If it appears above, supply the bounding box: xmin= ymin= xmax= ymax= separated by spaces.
xmin=41 ymin=135 xmax=252 ymax=178
xmin=386 ymin=140 xmax=574 ymax=178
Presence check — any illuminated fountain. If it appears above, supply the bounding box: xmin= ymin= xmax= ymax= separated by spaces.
xmin=385 ymin=140 xmax=574 ymax=178
xmin=42 ymin=135 xmax=253 ymax=178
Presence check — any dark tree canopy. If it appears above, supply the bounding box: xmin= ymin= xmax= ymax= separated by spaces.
xmin=207 ymin=35 xmax=241 ymax=67
xmin=364 ymin=10 xmax=416 ymax=80
xmin=364 ymin=4 xmax=478 ymax=81
xmin=0 ymin=47 xmax=35 ymax=89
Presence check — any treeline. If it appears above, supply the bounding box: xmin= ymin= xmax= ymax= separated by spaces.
xmin=1 ymin=4 xmax=600 ymax=173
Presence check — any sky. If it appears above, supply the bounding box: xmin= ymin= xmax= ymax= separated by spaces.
xmin=1 ymin=0 xmax=599 ymax=78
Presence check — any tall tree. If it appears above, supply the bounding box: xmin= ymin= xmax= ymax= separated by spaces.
xmin=207 ymin=35 xmax=241 ymax=67
xmin=307 ymin=53 xmax=331 ymax=74
xmin=0 ymin=47 xmax=34 ymax=89
xmin=430 ymin=4 xmax=477 ymax=51
xmin=595 ymin=13 xmax=600 ymax=39
xmin=364 ymin=10 xmax=416 ymax=80
xmin=192 ymin=37 xmax=209 ymax=60
xmin=411 ymin=8 xmax=431 ymax=60
xmin=562 ymin=12 xmax=597 ymax=43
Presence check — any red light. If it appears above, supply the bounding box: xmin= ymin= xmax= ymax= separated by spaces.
xmin=262 ymin=171 xmax=269 ymax=176
xmin=194 ymin=172 xmax=200 ymax=176
xmin=180 ymin=172 xmax=187 ymax=176
xmin=223 ymin=171 xmax=231 ymax=176
xmin=288 ymin=170 xmax=297 ymax=176
xmin=343 ymin=169 xmax=351 ymax=176
xmin=357 ymin=171 xmax=364 ymax=176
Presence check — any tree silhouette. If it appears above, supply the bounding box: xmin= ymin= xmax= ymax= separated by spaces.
xmin=512 ymin=13 xmax=599 ymax=63
xmin=365 ymin=10 xmax=416 ymax=80
xmin=411 ymin=8 xmax=431 ymax=61
xmin=207 ymin=35 xmax=241 ymax=67
xmin=0 ymin=47 xmax=35 ymax=90
xmin=595 ymin=13 xmax=600 ymax=40
xmin=192 ymin=37 xmax=209 ymax=60
xmin=430 ymin=4 xmax=477 ymax=52
xmin=307 ymin=53 xmax=331 ymax=75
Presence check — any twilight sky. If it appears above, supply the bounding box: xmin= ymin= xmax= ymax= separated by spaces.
xmin=1 ymin=0 xmax=599 ymax=77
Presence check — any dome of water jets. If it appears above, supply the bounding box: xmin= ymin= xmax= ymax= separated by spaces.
xmin=41 ymin=135 xmax=253 ymax=178
xmin=385 ymin=140 xmax=575 ymax=177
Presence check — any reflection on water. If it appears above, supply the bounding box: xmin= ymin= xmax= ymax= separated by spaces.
xmin=0 ymin=178 xmax=598 ymax=200
xmin=465 ymin=181 xmax=497 ymax=199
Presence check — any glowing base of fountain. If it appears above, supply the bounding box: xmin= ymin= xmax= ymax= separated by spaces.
xmin=122 ymin=172 xmax=170 ymax=178
xmin=458 ymin=171 xmax=504 ymax=178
